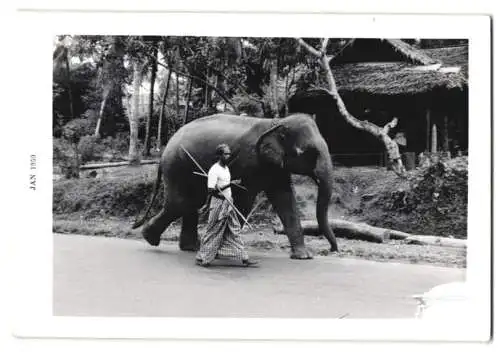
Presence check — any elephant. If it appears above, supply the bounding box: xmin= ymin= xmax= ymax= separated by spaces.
xmin=132 ymin=113 xmax=338 ymax=259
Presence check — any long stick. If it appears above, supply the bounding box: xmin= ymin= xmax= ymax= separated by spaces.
xmin=180 ymin=145 xmax=252 ymax=229
xmin=241 ymin=197 xmax=265 ymax=230
xmin=181 ymin=145 xmax=208 ymax=176
xmin=215 ymin=188 xmax=253 ymax=230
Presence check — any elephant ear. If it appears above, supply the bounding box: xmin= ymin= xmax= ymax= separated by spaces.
xmin=256 ymin=125 xmax=286 ymax=168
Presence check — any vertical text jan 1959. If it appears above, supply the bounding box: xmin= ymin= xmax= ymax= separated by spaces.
xmin=30 ymin=154 xmax=36 ymax=191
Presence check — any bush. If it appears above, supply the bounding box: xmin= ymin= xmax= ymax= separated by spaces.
xmin=78 ymin=135 xmax=105 ymax=163
xmin=232 ymin=95 xmax=264 ymax=117
xmin=62 ymin=118 xmax=94 ymax=144
xmin=53 ymin=138 xmax=80 ymax=179
xmin=53 ymin=171 xmax=165 ymax=218
xmin=99 ymin=133 xmax=129 ymax=161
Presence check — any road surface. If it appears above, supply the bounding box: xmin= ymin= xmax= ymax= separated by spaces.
xmin=53 ymin=234 xmax=465 ymax=318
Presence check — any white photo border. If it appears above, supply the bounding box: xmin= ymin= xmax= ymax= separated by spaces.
xmin=13 ymin=11 xmax=492 ymax=342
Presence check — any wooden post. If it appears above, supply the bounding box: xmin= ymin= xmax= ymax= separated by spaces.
xmin=443 ymin=115 xmax=449 ymax=152
xmin=431 ymin=124 xmax=437 ymax=153
xmin=425 ymin=109 xmax=431 ymax=152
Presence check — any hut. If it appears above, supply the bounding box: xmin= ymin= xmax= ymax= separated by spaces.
xmin=289 ymin=39 xmax=468 ymax=167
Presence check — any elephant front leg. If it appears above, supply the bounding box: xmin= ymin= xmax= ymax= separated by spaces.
xmin=264 ymin=175 xmax=313 ymax=260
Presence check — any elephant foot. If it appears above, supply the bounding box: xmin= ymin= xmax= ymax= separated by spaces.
xmin=290 ymin=246 xmax=314 ymax=260
xmin=330 ymin=244 xmax=339 ymax=252
xmin=179 ymin=242 xmax=199 ymax=252
xmin=144 ymin=236 xmax=161 ymax=246
xmin=143 ymin=231 xmax=161 ymax=247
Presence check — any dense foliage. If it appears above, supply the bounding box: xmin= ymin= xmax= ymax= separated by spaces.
xmin=53 ymin=36 xmax=465 ymax=175
xmin=53 ymin=35 xmax=327 ymax=173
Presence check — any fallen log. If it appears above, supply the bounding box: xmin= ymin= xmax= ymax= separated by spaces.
xmin=80 ymin=159 xmax=159 ymax=170
xmin=274 ymin=219 xmax=392 ymax=243
xmin=273 ymin=220 xmax=467 ymax=248
xmin=401 ymin=235 xmax=467 ymax=249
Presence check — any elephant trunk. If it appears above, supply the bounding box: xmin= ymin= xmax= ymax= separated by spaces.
xmin=313 ymin=153 xmax=339 ymax=252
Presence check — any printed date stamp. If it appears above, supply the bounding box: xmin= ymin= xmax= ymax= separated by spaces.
xmin=30 ymin=154 xmax=36 ymax=191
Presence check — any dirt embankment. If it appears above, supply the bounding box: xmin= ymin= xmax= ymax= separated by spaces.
xmin=344 ymin=157 xmax=468 ymax=239
xmin=288 ymin=157 xmax=468 ymax=240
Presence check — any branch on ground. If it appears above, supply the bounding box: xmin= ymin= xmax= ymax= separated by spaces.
xmin=273 ymin=219 xmax=467 ymax=249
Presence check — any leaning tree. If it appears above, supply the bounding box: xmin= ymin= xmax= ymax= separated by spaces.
xmin=296 ymin=38 xmax=406 ymax=176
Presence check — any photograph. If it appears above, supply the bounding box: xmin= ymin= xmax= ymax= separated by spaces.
xmin=10 ymin=11 xmax=492 ymax=344
xmin=52 ymin=35 xmax=470 ymax=319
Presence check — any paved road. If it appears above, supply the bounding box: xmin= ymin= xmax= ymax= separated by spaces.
xmin=53 ymin=234 xmax=465 ymax=319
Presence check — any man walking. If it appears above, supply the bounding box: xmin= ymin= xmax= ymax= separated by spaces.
xmin=195 ymin=144 xmax=258 ymax=268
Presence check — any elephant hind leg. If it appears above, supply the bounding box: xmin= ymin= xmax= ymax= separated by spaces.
xmin=141 ymin=202 xmax=184 ymax=246
xmin=179 ymin=210 xmax=200 ymax=252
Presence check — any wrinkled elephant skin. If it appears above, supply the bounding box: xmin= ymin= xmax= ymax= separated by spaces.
xmin=133 ymin=113 xmax=338 ymax=259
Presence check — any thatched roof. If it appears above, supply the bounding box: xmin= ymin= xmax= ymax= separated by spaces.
xmin=331 ymin=39 xmax=439 ymax=66
xmin=325 ymin=40 xmax=468 ymax=95
xmin=331 ymin=61 xmax=467 ymax=95
xmin=323 ymin=39 xmax=468 ymax=95
xmin=422 ymin=45 xmax=468 ymax=78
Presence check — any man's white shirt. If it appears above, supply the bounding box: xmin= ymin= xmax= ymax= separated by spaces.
xmin=207 ymin=162 xmax=232 ymax=200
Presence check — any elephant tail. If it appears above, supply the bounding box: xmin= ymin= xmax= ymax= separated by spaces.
xmin=132 ymin=164 xmax=162 ymax=229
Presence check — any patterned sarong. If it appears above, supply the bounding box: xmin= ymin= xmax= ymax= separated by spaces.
xmin=196 ymin=197 xmax=249 ymax=265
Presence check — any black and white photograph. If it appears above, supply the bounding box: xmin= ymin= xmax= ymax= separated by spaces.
xmin=8 ymin=10 xmax=492 ymax=346
xmin=52 ymin=34 xmax=471 ymax=315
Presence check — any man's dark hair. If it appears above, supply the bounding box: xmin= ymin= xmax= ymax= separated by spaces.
xmin=216 ymin=143 xmax=230 ymax=156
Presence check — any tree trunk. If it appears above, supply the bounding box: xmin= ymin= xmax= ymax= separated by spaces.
xmin=269 ymin=58 xmax=279 ymax=118
xmin=297 ymin=38 xmax=406 ymax=176
xmin=284 ymin=69 xmax=289 ymax=116
xmin=211 ymin=74 xmax=218 ymax=102
xmin=397 ymin=234 xmax=466 ymax=248
xmin=205 ymin=67 xmax=210 ymax=108
xmin=144 ymin=41 xmax=159 ymax=157
xmin=128 ymin=61 xmax=143 ymax=165
xmin=285 ymin=66 xmax=296 ymax=116
xmin=176 ymin=73 xmax=180 ymax=120
xmin=94 ymin=36 xmax=125 ymax=138
xmin=274 ymin=219 xmax=391 ymax=243
xmin=183 ymin=78 xmax=193 ymax=125
xmin=64 ymin=47 xmax=75 ymax=120
xmin=80 ymin=159 xmax=158 ymax=170
xmin=94 ymin=89 xmax=109 ymax=137
xmin=274 ymin=220 xmax=467 ymax=248
xmin=157 ymin=69 xmax=172 ymax=152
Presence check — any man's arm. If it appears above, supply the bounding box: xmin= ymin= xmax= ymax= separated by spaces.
xmin=208 ymin=179 xmax=241 ymax=198
xmin=208 ymin=187 xmax=224 ymax=199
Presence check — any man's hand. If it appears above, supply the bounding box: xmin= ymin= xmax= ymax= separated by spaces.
xmin=198 ymin=203 xmax=210 ymax=216
xmin=231 ymin=179 xmax=242 ymax=186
